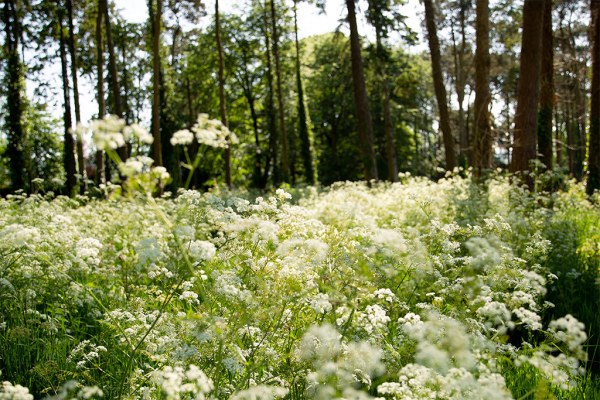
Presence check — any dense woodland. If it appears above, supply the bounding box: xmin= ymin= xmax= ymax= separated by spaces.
xmin=0 ymin=0 xmax=599 ymax=195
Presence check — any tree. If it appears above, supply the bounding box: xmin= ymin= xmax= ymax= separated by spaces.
xmin=537 ymin=0 xmax=554 ymax=171
xmin=269 ymin=0 xmax=290 ymax=183
xmin=510 ymin=0 xmax=544 ymax=183
xmin=587 ymin=0 xmax=600 ymax=195
xmin=58 ymin=3 xmax=78 ymax=195
xmin=149 ymin=0 xmax=163 ymax=166
xmin=293 ymin=0 xmax=315 ymax=184
xmin=473 ymin=0 xmax=492 ymax=175
xmin=423 ymin=0 xmax=456 ymax=171
xmin=346 ymin=0 xmax=378 ymax=181
xmin=215 ymin=0 xmax=231 ymax=188
xmin=66 ymin=0 xmax=87 ymax=192
xmin=2 ymin=0 xmax=28 ymax=192
xmin=95 ymin=0 xmax=106 ymax=184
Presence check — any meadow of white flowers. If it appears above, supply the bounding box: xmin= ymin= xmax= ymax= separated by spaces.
xmin=0 ymin=118 xmax=598 ymax=399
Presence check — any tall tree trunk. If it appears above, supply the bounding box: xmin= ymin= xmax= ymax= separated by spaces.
xmin=538 ymin=0 xmax=554 ymax=171
xmin=150 ymin=0 xmax=163 ymax=166
xmin=66 ymin=0 xmax=86 ymax=193
xmin=473 ymin=0 xmax=492 ymax=175
xmin=95 ymin=0 xmax=105 ymax=185
xmin=59 ymin=7 xmax=77 ymax=196
xmin=269 ymin=0 xmax=290 ymax=183
xmin=587 ymin=0 xmax=600 ymax=195
xmin=452 ymin=0 xmax=469 ymax=166
xmin=262 ymin=0 xmax=278 ymax=186
xmin=101 ymin=0 xmax=126 ymax=161
xmin=3 ymin=0 xmax=27 ymax=192
xmin=423 ymin=0 xmax=456 ymax=171
xmin=510 ymin=0 xmax=545 ymax=186
xmin=346 ymin=0 xmax=378 ymax=180
xmin=293 ymin=1 xmax=315 ymax=184
xmin=215 ymin=0 xmax=231 ymax=188
xmin=383 ymin=81 xmax=398 ymax=181
xmin=120 ymin=26 xmax=131 ymax=124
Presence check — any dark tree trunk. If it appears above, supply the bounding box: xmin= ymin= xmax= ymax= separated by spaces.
xmin=510 ymin=0 xmax=545 ymax=186
xmin=95 ymin=0 xmax=105 ymax=185
xmin=294 ymin=0 xmax=315 ymax=184
xmin=383 ymin=81 xmax=398 ymax=181
xmin=59 ymin=7 xmax=77 ymax=196
xmin=2 ymin=0 xmax=27 ymax=192
xmin=101 ymin=0 xmax=126 ymax=161
xmin=587 ymin=0 xmax=600 ymax=195
xmin=215 ymin=0 xmax=231 ymax=188
xmin=451 ymin=0 xmax=469 ymax=166
xmin=473 ymin=0 xmax=492 ymax=175
xmin=538 ymin=0 xmax=554 ymax=171
xmin=346 ymin=0 xmax=378 ymax=180
xmin=66 ymin=0 xmax=86 ymax=192
xmin=269 ymin=0 xmax=290 ymax=183
xmin=262 ymin=0 xmax=278 ymax=186
xmin=150 ymin=0 xmax=163 ymax=166
xmin=423 ymin=0 xmax=456 ymax=171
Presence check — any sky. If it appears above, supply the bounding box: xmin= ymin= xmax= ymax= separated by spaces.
xmin=49 ymin=0 xmax=425 ymax=126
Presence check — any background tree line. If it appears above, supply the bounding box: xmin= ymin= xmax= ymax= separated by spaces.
xmin=0 ymin=0 xmax=598 ymax=195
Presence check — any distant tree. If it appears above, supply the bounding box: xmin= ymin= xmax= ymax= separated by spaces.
xmin=510 ymin=0 xmax=544 ymax=185
xmin=473 ymin=0 xmax=492 ymax=175
xmin=58 ymin=3 xmax=77 ymax=195
xmin=423 ymin=0 xmax=456 ymax=171
xmin=95 ymin=0 xmax=106 ymax=184
xmin=587 ymin=0 xmax=600 ymax=195
xmin=66 ymin=0 xmax=87 ymax=192
xmin=2 ymin=0 xmax=28 ymax=192
xmin=346 ymin=0 xmax=378 ymax=180
xmin=215 ymin=0 xmax=231 ymax=188
xmin=537 ymin=0 xmax=554 ymax=171
xmin=149 ymin=0 xmax=163 ymax=166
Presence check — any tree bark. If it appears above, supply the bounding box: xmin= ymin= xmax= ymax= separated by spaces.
xmin=59 ymin=7 xmax=77 ymax=196
xmin=269 ymin=0 xmax=290 ymax=183
xmin=293 ymin=1 xmax=315 ymax=184
xmin=451 ymin=0 xmax=469 ymax=166
xmin=2 ymin=0 xmax=27 ymax=192
xmin=346 ymin=0 xmax=378 ymax=181
xmin=423 ymin=0 xmax=456 ymax=171
xmin=537 ymin=0 xmax=554 ymax=171
xmin=95 ymin=0 xmax=105 ymax=185
xmin=510 ymin=0 xmax=545 ymax=185
xmin=66 ymin=0 xmax=86 ymax=192
xmin=150 ymin=0 xmax=163 ymax=166
xmin=473 ymin=0 xmax=492 ymax=175
xmin=215 ymin=0 xmax=231 ymax=188
xmin=587 ymin=0 xmax=600 ymax=195
xmin=101 ymin=0 xmax=126 ymax=161
xmin=383 ymin=81 xmax=398 ymax=181
xmin=262 ymin=0 xmax=278 ymax=186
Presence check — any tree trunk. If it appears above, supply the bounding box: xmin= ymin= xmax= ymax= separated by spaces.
xmin=453 ymin=0 xmax=469 ymax=166
xmin=473 ymin=0 xmax=492 ymax=175
xmin=95 ymin=0 xmax=105 ymax=185
xmin=587 ymin=0 xmax=600 ymax=195
xmin=346 ymin=0 xmax=378 ymax=181
xmin=66 ymin=0 xmax=86 ymax=193
xmin=101 ymin=0 xmax=126 ymax=161
xmin=384 ymin=81 xmax=398 ymax=181
xmin=510 ymin=0 xmax=545 ymax=186
xmin=2 ymin=0 xmax=27 ymax=192
xmin=262 ymin=0 xmax=278 ymax=186
xmin=293 ymin=1 xmax=315 ymax=184
xmin=215 ymin=0 xmax=231 ymax=188
xmin=269 ymin=0 xmax=290 ymax=183
xmin=423 ymin=0 xmax=456 ymax=171
xmin=59 ymin=7 xmax=77 ymax=196
xmin=537 ymin=0 xmax=554 ymax=171
xmin=150 ymin=0 xmax=163 ymax=166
